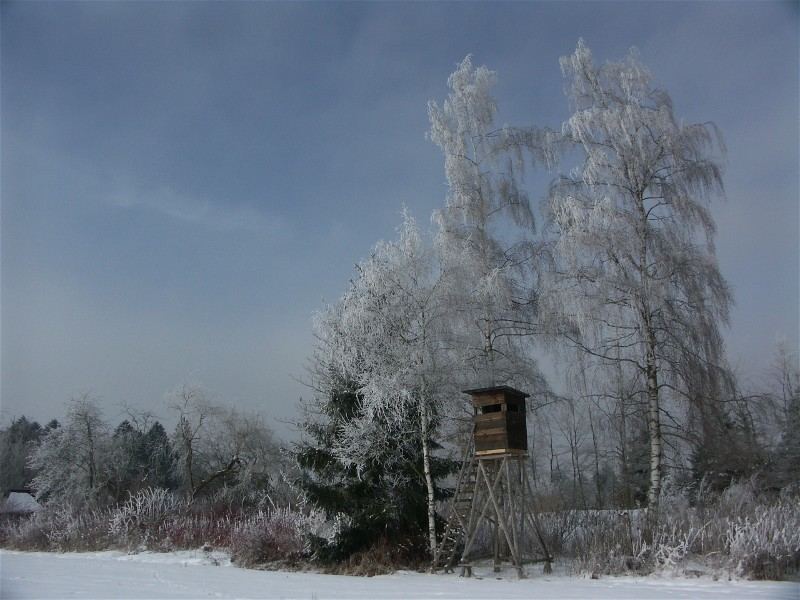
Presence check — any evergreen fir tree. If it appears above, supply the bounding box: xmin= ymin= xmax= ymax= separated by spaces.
xmin=295 ymin=372 xmax=453 ymax=563
xmin=691 ymin=405 xmax=766 ymax=493
xmin=773 ymin=389 xmax=800 ymax=490
xmin=108 ymin=420 xmax=146 ymax=500
xmin=144 ymin=421 xmax=178 ymax=491
xmin=0 ymin=417 xmax=43 ymax=495
xmin=627 ymin=425 xmax=651 ymax=507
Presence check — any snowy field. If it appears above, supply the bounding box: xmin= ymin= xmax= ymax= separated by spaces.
xmin=2 ymin=550 xmax=798 ymax=600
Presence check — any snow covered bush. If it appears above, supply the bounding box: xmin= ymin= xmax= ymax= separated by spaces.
xmin=725 ymin=498 xmax=800 ymax=579
xmin=45 ymin=504 xmax=112 ymax=551
xmin=230 ymin=506 xmax=327 ymax=567
xmin=535 ymin=509 xmax=650 ymax=575
xmin=154 ymin=513 xmax=234 ymax=551
xmin=109 ymin=487 xmax=184 ymax=548
xmin=2 ymin=502 xmax=113 ymax=551
xmin=530 ymin=483 xmax=800 ymax=580
xmin=0 ymin=513 xmax=48 ymax=550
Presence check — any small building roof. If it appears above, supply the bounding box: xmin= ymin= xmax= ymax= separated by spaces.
xmin=1 ymin=491 xmax=41 ymax=514
xmin=462 ymin=385 xmax=529 ymax=398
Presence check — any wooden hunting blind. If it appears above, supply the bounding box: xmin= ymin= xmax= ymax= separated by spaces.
xmin=433 ymin=385 xmax=551 ymax=578
xmin=466 ymin=385 xmax=528 ymax=456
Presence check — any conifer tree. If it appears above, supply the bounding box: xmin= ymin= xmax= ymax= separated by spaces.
xmin=296 ymin=367 xmax=452 ymax=562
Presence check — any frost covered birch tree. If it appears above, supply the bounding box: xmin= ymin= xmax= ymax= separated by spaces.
xmin=428 ymin=56 xmax=544 ymax=389
xmin=544 ymin=40 xmax=732 ymax=509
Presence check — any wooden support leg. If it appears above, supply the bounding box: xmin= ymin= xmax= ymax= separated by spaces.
xmin=461 ymin=459 xmax=505 ymax=565
xmin=523 ymin=466 xmax=553 ymax=574
xmin=480 ymin=460 xmax=520 ymax=574
xmin=493 ymin=522 xmax=500 ymax=572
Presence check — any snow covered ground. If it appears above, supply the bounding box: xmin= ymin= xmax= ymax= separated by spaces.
xmin=1 ymin=550 xmax=798 ymax=599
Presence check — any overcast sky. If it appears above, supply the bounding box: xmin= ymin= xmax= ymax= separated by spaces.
xmin=2 ymin=1 xmax=798 ymax=436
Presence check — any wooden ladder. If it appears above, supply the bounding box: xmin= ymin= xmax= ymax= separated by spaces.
xmin=433 ymin=442 xmax=478 ymax=572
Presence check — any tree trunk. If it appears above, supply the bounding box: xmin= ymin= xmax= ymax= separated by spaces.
xmin=645 ymin=330 xmax=662 ymax=510
xmin=636 ymin=192 xmax=662 ymax=511
xmin=587 ymin=403 xmax=603 ymax=508
xmin=614 ymin=347 xmax=631 ymax=507
xmin=86 ymin=419 xmax=96 ymax=492
xmin=548 ymin=421 xmax=559 ymax=483
xmin=578 ymin=358 xmax=603 ymax=508
xmin=618 ymin=391 xmax=631 ymax=508
xmin=419 ymin=400 xmax=438 ymax=564
xmin=179 ymin=418 xmax=195 ymax=501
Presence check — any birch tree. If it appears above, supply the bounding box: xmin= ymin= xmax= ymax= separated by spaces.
xmin=428 ymin=56 xmax=544 ymax=389
xmin=544 ymin=40 xmax=732 ymax=509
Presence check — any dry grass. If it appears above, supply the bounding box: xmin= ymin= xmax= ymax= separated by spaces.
xmin=532 ymin=482 xmax=800 ymax=579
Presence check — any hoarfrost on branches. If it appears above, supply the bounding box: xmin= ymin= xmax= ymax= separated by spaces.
xmin=544 ymin=40 xmax=732 ymax=509
xmin=428 ymin=55 xmax=545 ymax=391
xmin=29 ymin=395 xmax=111 ymax=506
xmin=312 ymin=211 xmax=454 ymax=559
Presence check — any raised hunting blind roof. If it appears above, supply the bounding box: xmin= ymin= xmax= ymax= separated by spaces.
xmin=463 ymin=385 xmax=529 ymax=400
xmin=464 ymin=385 xmax=529 ymax=456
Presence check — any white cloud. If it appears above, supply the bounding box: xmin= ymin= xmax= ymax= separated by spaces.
xmin=110 ymin=185 xmax=287 ymax=234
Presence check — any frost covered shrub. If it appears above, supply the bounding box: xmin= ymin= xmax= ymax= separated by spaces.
xmin=726 ymin=498 xmax=800 ymax=579
xmin=534 ymin=508 xmax=583 ymax=557
xmin=0 ymin=513 xmax=49 ymax=550
xmin=551 ymin=507 xmax=709 ymax=576
xmin=2 ymin=503 xmax=113 ymax=551
xmin=1 ymin=499 xmax=230 ymax=553
xmin=108 ymin=489 xmax=253 ymax=552
xmin=534 ymin=509 xmax=650 ymax=575
xmin=109 ymin=487 xmax=184 ymax=548
xmin=0 ymin=489 xmax=341 ymax=565
xmin=718 ymin=479 xmax=759 ymax=516
xmin=230 ymin=507 xmax=323 ymax=567
xmin=334 ymin=537 xmax=423 ymax=576
xmin=46 ymin=505 xmax=112 ymax=551
xmin=153 ymin=513 xmax=233 ymax=551
xmin=531 ymin=481 xmax=800 ymax=580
